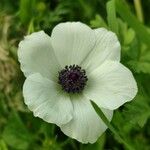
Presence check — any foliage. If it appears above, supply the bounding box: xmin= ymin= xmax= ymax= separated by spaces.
xmin=0 ymin=0 xmax=150 ymax=149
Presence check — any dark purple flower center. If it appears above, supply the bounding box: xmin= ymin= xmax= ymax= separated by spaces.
xmin=58 ymin=65 xmax=88 ymax=93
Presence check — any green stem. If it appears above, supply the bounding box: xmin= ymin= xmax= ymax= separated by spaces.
xmin=91 ymin=101 xmax=134 ymax=150
xmin=27 ymin=18 xmax=34 ymax=34
xmin=133 ymin=0 xmax=144 ymax=23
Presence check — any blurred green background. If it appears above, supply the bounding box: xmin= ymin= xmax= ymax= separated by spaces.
xmin=0 ymin=0 xmax=150 ymax=149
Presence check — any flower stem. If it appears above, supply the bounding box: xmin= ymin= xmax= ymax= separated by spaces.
xmin=133 ymin=0 xmax=144 ymax=23
xmin=91 ymin=101 xmax=134 ymax=150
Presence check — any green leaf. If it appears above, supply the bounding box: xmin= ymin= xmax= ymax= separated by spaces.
xmin=128 ymin=50 xmax=150 ymax=74
xmin=106 ymin=0 xmax=118 ymax=35
xmin=124 ymin=28 xmax=135 ymax=45
xmin=2 ymin=112 xmax=32 ymax=150
xmin=123 ymin=94 xmax=150 ymax=127
xmin=115 ymin=0 xmax=150 ymax=46
xmin=128 ymin=60 xmax=150 ymax=74
xmin=117 ymin=18 xmax=136 ymax=46
xmin=90 ymin=14 xmax=107 ymax=28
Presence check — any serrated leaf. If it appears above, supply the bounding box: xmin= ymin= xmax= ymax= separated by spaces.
xmin=124 ymin=28 xmax=135 ymax=45
xmin=123 ymin=94 xmax=150 ymax=127
xmin=90 ymin=14 xmax=107 ymax=28
xmin=128 ymin=60 xmax=150 ymax=74
xmin=115 ymin=0 xmax=150 ymax=46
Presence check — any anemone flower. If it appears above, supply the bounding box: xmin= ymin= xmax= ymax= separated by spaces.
xmin=18 ymin=22 xmax=137 ymax=143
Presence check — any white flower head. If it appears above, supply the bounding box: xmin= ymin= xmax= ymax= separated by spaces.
xmin=18 ymin=22 xmax=137 ymax=144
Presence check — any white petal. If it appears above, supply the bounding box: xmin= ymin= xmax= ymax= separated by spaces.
xmin=23 ymin=73 xmax=73 ymax=126
xmin=84 ymin=61 xmax=137 ymax=110
xmin=18 ymin=31 xmax=61 ymax=81
xmin=82 ymin=28 xmax=120 ymax=73
xmin=60 ymin=94 xmax=113 ymax=144
xmin=51 ymin=22 xmax=95 ymax=67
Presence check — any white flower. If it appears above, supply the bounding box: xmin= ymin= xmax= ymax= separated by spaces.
xmin=18 ymin=22 xmax=137 ymax=144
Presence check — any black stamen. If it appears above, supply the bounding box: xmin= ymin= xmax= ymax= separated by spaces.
xmin=58 ymin=65 xmax=88 ymax=93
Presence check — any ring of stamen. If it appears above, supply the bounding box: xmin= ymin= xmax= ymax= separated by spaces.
xmin=58 ymin=65 xmax=88 ymax=93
